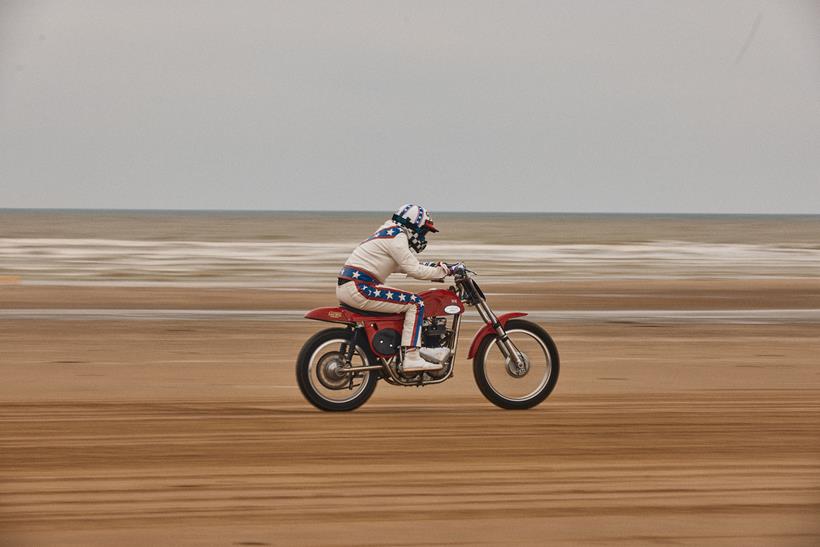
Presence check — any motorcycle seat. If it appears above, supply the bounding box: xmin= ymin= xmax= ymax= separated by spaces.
xmin=339 ymin=303 xmax=401 ymax=318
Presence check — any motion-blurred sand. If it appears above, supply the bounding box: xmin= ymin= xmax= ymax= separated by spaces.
xmin=1 ymin=211 xmax=819 ymax=545
xmin=2 ymin=282 xmax=819 ymax=546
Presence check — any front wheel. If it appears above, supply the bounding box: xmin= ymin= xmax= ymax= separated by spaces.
xmin=296 ymin=328 xmax=378 ymax=411
xmin=473 ymin=319 xmax=559 ymax=409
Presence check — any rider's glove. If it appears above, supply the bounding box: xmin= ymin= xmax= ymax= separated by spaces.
xmin=445 ymin=262 xmax=466 ymax=276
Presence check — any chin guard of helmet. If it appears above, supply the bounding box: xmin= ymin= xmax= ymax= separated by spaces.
xmin=391 ymin=206 xmax=437 ymax=253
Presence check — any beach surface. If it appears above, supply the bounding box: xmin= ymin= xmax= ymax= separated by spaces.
xmin=1 ymin=211 xmax=819 ymax=545
xmin=2 ymin=281 xmax=820 ymax=546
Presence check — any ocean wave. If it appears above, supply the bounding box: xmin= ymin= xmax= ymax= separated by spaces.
xmin=1 ymin=238 xmax=819 ymax=285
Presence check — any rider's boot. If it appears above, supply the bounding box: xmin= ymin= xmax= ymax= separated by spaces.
xmin=402 ymin=348 xmax=443 ymax=372
xmin=419 ymin=347 xmax=451 ymax=364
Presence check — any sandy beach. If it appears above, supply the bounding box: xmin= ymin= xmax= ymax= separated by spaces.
xmin=2 ymin=211 xmax=819 ymax=545
xmin=2 ymin=278 xmax=819 ymax=546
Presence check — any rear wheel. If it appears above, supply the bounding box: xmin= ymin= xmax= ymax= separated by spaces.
xmin=296 ymin=328 xmax=378 ymax=411
xmin=473 ymin=319 xmax=559 ymax=409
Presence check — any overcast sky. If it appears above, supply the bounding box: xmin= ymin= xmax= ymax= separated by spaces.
xmin=1 ymin=1 xmax=818 ymax=213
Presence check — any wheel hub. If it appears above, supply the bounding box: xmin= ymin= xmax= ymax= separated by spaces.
xmin=505 ymin=352 xmax=530 ymax=378
xmin=316 ymin=352 xmax=349 ymax=390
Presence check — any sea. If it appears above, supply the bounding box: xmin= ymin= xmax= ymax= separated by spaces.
xmin=1 ymin=209 xmax=819 ymax=287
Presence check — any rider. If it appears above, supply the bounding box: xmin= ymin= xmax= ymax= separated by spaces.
xmin=337 ymin=204 xmax=459 ymax=373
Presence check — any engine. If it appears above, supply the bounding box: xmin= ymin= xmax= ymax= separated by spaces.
xmin=421 ymin=316 xmax=450 ymax=348
xmin=371 ymin=317 xmax=451 ymax=360
xmin=421 ymin=316 xmax=453 ymax=380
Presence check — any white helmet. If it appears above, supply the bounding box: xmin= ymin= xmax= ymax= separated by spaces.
xmin=391 ymin=203 xmax=439 ymax=253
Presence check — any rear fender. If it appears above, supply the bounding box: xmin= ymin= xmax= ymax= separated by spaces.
xmin=304 ymin=307 xmax=356 ymax=325
xmin=466 ymin=312 xmax=528 ymax=359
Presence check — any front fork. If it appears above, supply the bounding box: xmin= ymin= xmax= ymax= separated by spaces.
xmin=474 ymin=300 xmax=526 ymax=371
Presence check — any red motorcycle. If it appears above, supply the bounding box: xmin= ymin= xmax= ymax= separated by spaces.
xmin=297 ymin=266 xmax=559 ymax=410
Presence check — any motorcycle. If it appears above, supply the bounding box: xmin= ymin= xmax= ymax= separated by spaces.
xmin=296 ymin=265 xmax=559 ymax=411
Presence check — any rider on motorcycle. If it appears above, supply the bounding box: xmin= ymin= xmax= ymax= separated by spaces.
xmin=337 ymin=204 xmax=460 ymax=373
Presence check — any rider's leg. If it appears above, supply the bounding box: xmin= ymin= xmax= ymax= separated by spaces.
xmin=336 ymin=281 xmax=417 ymax=317
xmin=390 ymin=294 xmax=450 ymax=366
xmin=336 ymin=282 xmax=446 ymax=372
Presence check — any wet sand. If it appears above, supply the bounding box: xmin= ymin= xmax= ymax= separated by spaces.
xmin=5 ymin=278 xmax=820 ymax=311
xmin=2 ymin=283 xmax=819 ymax=546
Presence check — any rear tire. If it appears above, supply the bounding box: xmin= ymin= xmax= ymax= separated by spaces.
xmin=473 ymin=319 xmax=559 ymax=409
xmin=296 ymin=328 xmax=378 ymax=411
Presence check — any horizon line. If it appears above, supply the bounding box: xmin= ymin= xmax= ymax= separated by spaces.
xmin=1 ymin=207 xmax=819 ymax=217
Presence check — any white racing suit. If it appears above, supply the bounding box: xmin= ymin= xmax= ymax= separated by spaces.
xmin=336 ymin=222 xmax=449 ymax=348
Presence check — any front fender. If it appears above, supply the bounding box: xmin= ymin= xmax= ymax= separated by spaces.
xmin=466 ymin=312 xmax=529 ymax=359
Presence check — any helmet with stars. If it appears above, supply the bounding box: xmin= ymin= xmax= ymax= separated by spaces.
xmin=391 ymin=204 xmax=438 ymax=253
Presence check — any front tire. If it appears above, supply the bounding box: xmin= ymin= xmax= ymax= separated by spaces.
xmin=296 ymin=328 xmax=378 ymax=411
xmin=473 ymin=319 xmax=559 ymax=409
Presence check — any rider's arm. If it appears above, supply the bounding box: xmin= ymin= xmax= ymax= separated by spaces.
xmin=387 ymin=234 xmax=449 ymax=280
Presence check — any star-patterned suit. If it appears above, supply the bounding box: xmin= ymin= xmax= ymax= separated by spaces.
xmin=336 ymin=222 xmax=449 ymax=348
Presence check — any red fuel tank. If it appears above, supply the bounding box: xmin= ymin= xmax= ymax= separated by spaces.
xmin=419 ymin=288 xmax=464 ymax=317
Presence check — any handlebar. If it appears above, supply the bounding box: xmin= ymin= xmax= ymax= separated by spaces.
xmin=432 ymin=263 xmax=475 ymax=283
xmin=449 ymin=263 xmax=476 ymax=279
